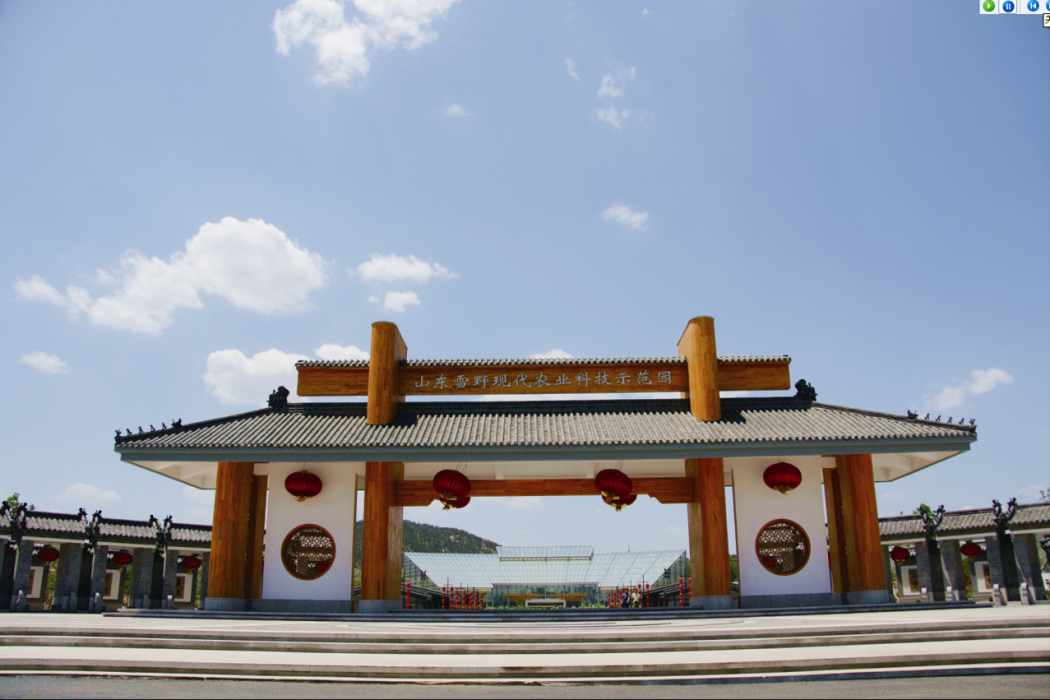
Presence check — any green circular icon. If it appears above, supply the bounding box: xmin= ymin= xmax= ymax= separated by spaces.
xmin=983 ymin=0 xmax=995 ymax=10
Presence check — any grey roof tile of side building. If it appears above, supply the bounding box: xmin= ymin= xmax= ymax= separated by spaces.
xmin=113 ymin=396 xmax=976 ymax=458
xmin=0 ymin=511 xmax=211 ymax=545
xmin=297 ymin=355 xmax=789 ymax=368
xmin=879 ymin=503 xmax=1050 ymax=539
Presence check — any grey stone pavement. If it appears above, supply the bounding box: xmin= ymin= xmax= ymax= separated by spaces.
xmin=1 ymin=674 xmax=1049 ymax=699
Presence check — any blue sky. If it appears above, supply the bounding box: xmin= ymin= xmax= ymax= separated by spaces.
xmin=2 ymin=2 xmax=1047 ymax=554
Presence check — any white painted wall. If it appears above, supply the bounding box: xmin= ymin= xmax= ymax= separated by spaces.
xmin=732 ymin=462 xmax=831 ymax=598
xmin=259 ymin=463 xmax=360 ymax=601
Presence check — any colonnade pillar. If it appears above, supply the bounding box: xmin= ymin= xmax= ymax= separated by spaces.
xmin=686 ymin=457 xmax=733 ymax=609
xmin=205 ymin=461 xmax=264 ymax=611
xmin=831 ymin=454 xmax=889 ymax=604
xmin=88 ymin=545 xmax=108 ymax=612
xmin=823 ymin=468 xmax=849 ymax=600
xmin=360 ymin=461 xmax=404 ymax=613
xmin=940 ymin=540 xmax=969 ymax=600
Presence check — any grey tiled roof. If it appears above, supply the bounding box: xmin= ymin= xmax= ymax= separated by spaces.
xmin=297 ymin=355 xmax=790 ymax=368
xmin=0 ymin=511 xmax=211 ymax=545
xmin=114 ymin=396 xmax=975 ymax=457
xmin=879 ymin=503 xmax=1050 ymax=539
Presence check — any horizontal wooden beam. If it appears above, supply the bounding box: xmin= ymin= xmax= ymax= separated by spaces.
xmin=394 ymin=477 xmax=694 ymax=508
xmin=298 ymin=360 xmax=790 ymax=397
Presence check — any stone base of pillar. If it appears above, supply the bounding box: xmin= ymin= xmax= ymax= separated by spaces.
xmin=689 ymin=595 xmax=736 ymax=610
xmin=846 ymin=589 xmax=892 ymax=605
xmin=740 ymin=593 xmax=840 ymax=609
xmin=359 ymin=599 xmax=403 ymax=614
xmin=203 ymin=597 xmax=248 ymax=612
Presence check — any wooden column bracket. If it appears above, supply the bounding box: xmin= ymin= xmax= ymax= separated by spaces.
xmin=678 ymin=316 xmax=721 ymax=421
xmin=367 ymin=322 xmax=407 ymax=425
xmin=686 ymin=458 xmax=731 ymax=598
xmin=362 ymin=461 xmax=404 ymax=602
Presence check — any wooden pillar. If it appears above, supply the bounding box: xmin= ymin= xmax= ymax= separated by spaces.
xmin=686 ymin=458 xmax=732 ymax=607
xmin=243 ymin=474 xmax=268 ymax=600
xmin=835 ymin=454 xmax=889 ymax=603
xmin=367 ymin=322 xmax=407 ymax=425
xmin=823 ymin=467 xmax=850 ymax=596
xmin=677 ymin=317 xmax=721 ymax=421
xmin=208 ymin=461 xmax=254 ymax=605
xmin=361 ymin=461 xmax=404 ymax=610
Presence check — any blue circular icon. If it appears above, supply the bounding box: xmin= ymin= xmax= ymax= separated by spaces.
xmin=1028 ymin=0 xmax=1039 ymax=10
xmin=1002 ymin=0 xmax=1014 ymax=11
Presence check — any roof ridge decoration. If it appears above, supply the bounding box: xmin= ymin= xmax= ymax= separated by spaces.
xmin=296 ymin=355 xmax=791 ymax=368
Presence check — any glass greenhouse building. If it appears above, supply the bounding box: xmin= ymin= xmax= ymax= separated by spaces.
xmin=403 ymin=546 xmax=688 ymax=607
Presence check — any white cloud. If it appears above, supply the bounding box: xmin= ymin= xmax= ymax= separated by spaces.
xmin=355 ymin=253 xmax=456 ymax=284
xmin=1015 ymin=484 xmax=1048 ymax=503
xmin=15 ymin=217 xmax=327 ymax=336
xmin=597 ymin=67 xmax=635 ymax=98
xmin=274 ymin=0 xmax=459 ymax=86
xmin=530 ymin=349 xmax=573 ymax=359
xmin=967 ymin=368 xmax=1013 ymax=395
xmin=566 ymin=59 xmax=579 ymax=80
xmin=879 ymin=488 xmax=913 ymax=502
xmin=603 ymin=204 xmax=649 ymax=231
xmin=927 ymin=367 xmax=1014 ymax=411
xmin=641 ymin=7 xmax=651 ymax=16
xmin=203 ymin=348 xmax=309 ymax=406
xmin=596 ymin=106 xmax=622 ymax=129
xmin=664 ymin=525 xmax=683 ymax=534
xmin=13 ymin=275 xmax=68 ymax=308
xmin=315 ymin=343 xmax=369 ymax=361
xmin=382 ymin=290 xmax=421 ymax=313
xmin=57 ymin=483 xmax=122 ymax=507
xmin=443 ymin=103 xmax=468 ymax=117
xmin=368 ymin=295 xmax=380 ymax=303
xmin=19 ymin=351 xmax=69 ymax=374
xmin=598 ymin=74 xmax=624 ymax=98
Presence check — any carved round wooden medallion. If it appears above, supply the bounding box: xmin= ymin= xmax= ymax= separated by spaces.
xmin=755 ymin=519 xmax=810 ymax=576
xmin=281 ymin=524 xmax=336 ymax=581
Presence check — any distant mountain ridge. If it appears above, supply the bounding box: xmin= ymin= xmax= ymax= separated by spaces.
xmin=353 ymin=520 xmax=500 ymax=569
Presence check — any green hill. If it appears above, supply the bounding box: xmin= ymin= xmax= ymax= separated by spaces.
xmin=353 ymin=520 xmax=500 ymax=570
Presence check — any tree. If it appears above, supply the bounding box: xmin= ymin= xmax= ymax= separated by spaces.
xmin=4 ymin=493 xmax=34 ymax=511
xmin=913 ymin=503 xmax=934 ymax=518
xmin=1039 ymin=489 xmax=1049 ymax=504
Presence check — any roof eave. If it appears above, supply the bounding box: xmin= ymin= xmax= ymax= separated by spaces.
xmin=118 ymin=434 xmax=975 ymax=466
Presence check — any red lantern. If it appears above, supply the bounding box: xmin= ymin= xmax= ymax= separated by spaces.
xmin=960 ymin=542 xmax=982 ymax=560
xmin=595 ymin=469 xmax=633 ymax=499
xmin=180 ymin=555 xmax=202 ymax=571
xmin=453 ymin=495 xmax=471 ymax=509
xmin=112 ymin=550 xmax=134 ymax=569
xmin=433 ymin=469 xmax=471 ymax=510
xmin=760 ymin=555 xmax=778 ymax=570
xmin=285 ymin=469 xmax=323 ymax=502
xmin=763 ymin=462 xmax=802 ymax=494
xmin=36 ymin=546 xmax=60 ymax=564
xmin=890 ymin=546 xmax=911 ymax=564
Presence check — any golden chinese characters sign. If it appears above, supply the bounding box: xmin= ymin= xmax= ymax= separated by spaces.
xmin=296 ymin=359 xmax=790 ymax=397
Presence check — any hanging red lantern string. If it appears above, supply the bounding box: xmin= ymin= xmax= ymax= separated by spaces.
xmin=890 ymin=546 xmax=911 ymax=564
xmin=960 ymin=541 xmax=983 ymax=560
xmin=433 ymin=469 xmax=471 ymax=510
xmin=36 ymin=546 xmax=60 ymax=564
xmin=285 ymin=469 xmax=323 ymax=502
xmin=763 ymin=462 xmax=802 ymax=494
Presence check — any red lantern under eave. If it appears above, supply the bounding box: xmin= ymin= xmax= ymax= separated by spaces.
xmin=181 ymin=555 xmax=202 ymax=571
xmin=112 ymin=550 xmax=134 ymax=569
xmin=285 ymin=469 xmax=323 ymax=502
xmin=36 ymin=546 xmax=60 ymax=564
xmin=595 ymin=469 xmax=633 ymax=500
xmin=433 ymin=469 xmax=471 ymax=510
xmin=890 ymin=546 xmax=911 ymax=564
xmin=763 ymin=462 xmax=802 ymax=494
xmin=960 ymin=542 xmax=983 ymax=560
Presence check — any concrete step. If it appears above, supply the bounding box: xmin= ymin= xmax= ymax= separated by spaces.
xmin=0 ymin=639 xmax=1046 ymax=680
xmin=1 ymin=625 xmax=1046 ymax=656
